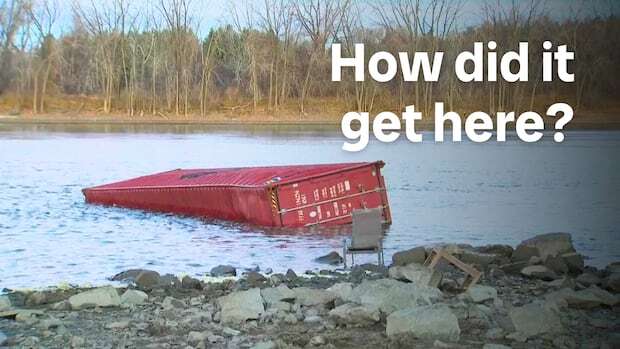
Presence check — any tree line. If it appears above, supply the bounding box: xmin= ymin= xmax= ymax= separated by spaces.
xmin=0 ymin=0 xmax=618 ymax=119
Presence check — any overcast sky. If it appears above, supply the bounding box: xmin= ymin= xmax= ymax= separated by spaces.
xmin=52 ymin=0 xmax=619 ymax=37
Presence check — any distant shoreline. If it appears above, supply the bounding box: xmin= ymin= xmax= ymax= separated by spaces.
xmin=1 ymin=113 xmax=619 ymax=130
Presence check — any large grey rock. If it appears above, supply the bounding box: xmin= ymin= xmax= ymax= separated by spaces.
xmin=111 ymin=269 xmax=150 ymax=282
xmin=68 ymin=287 xmax=121 ymax=309
xmin=544 ymin=255 xmax=568 ymax=275
xmin=260 ymin=285 xmax=295 ymax=305
xmin=326 ymin=283 xmax=353 ymax=301
xmin=210 ymin=265 xmax=237 ymax=277
xmin=511 ymin=245 xmax=539 ymax=263
xmin=135 ymin=270 xmax=161 ymax=289
xmin=576 ymin=273 xmax=601 ymax=286
xmin=565 ymin=287 xmax=619 ymax=309
xmin=466 ymin=285 xmax=498 ymax=303
xmin=347 ymin=279 xmax=442 ymax=315
xmin=509 ymin=303 xmax=563 ymax=338
xmin=606 ymin=262 xmax=620 ymax=275
xmin=513 ymin=233 xmax=575 ymax=262
xmin=476 ymin=244 xmax=514 ymax=258
xmin=292 ymin=287 xmax=336 ymax=307
xmin=386 ymin=304 xmax=460 ymax=341
xmin=120 ymin=289 xmax=148 ymax=306
xmin=388 ymin=263 xmax=441 ymax=287
xmin=0 ymin=296 xmax=11 ymax=311
xmin=314 ymin=251 xmax=343 ymax=265
xmin=520 ymin=265 xmax=558 ymax=281
xmin=217 ymin=288 xmax=264 ymax=324
xmin=603 ymin=273 xmax=620 ymax=293
xmin=500 ymin=261 xmax=528 ymax=274
xmin=561 ymin=253 xmax=584 ymax=274
xmin=460 ymin=250 xmax=499 ymax=267
xmin=329 ymin=303 xmax=380 ymax=326
xmin=392 ymin=247 xmax=426 ymax=266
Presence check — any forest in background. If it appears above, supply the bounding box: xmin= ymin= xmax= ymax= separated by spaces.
xmin=0 ymin=0 xmax=618 ymax=123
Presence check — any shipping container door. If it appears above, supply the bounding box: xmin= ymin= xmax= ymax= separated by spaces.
xmin=276 ymin=164 xmax=389 ymax=227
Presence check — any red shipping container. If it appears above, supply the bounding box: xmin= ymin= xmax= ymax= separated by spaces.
xmin=82 ymin=161 xmax=391 ymax=227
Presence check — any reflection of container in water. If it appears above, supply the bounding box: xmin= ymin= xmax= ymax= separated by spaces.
xmin=83 ymin=161 xmax=392 ymax=227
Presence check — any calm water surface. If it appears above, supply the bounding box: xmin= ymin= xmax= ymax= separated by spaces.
xmin=1 ymin=124 xmax=619 ymax=289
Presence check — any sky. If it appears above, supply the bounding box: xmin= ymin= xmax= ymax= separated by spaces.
xmin=50 ymin=0 xmax=620 ymax=37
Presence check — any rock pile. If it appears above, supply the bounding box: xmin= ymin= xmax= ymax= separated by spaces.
xmin=1 ymin=232 xmax=619 ymax=348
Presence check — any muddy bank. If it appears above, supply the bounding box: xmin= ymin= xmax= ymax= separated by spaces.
xmin=1 ymin=232 xmax=619 ymax=348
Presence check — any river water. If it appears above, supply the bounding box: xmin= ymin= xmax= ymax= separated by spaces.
xmin=1 ymin=124 xmax=619 ymax=290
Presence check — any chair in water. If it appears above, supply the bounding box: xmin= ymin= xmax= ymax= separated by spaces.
xmin=343 ymin=208 xmax=385 ymax=268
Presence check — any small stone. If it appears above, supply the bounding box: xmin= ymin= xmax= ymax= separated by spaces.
xmin=285 ymin=269 xmax=297 ymax=279
xmin=485 ymin=328 xmax=505 ymax=340
xmin=210 ymin=265 xmax=236 ymax=277
xmin=483 ymin=344 xmax=512 ymax=349
xmin=208 ymin=334 xmax=225 ymax=343
xmin=106 ymin=320 xmax=130 ymax=330
xmin=70 ymin=336 xmax=86 ymax=348
xmin=0 ymin=296 xmax=11 ymax=311
xmin=50 ymin=300 xmax=72 ymax=311
xmin=603 ymin=273 xmax=620 ymax=293
xmin=466 ymin=285 xmax=498 ymax=303
xmin=251 ymin=341 xmax=276 ymax=349
xmin=264 ymin=268 xmax=273 ymax=275
xmin=222 ymin=327 xmax=241 ymax=337
xmin=304 ymin=315 xmax=322 ymax=324
xmin=283 ymin=313 xmax=298 ymax=324
xmin=162 ymin=296 xmax=185 ymax=310
xmin=245 ymin=271 xmax=267 ymax=286
xmin=520 ymin=265 xmax=558 ymax=281
xmin=38 ymin=318 xmax=64 ymax=330
xmin=187 ymin=331 xmax=210 ymax=345
xmin=181 ymin=276 xmax=202 ymax=290
xmin=310 ymin=335 xmax=326 ymax=346
xmin=314 ymin=251 xmax=343 ymax=265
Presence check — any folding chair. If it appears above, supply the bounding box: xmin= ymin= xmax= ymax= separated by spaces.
xmin=343 ymin=208 xmax=385 ymax=268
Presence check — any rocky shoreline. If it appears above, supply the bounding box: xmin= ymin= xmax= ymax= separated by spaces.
xmin=1 ymin=232 xmax=619 ymax=349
